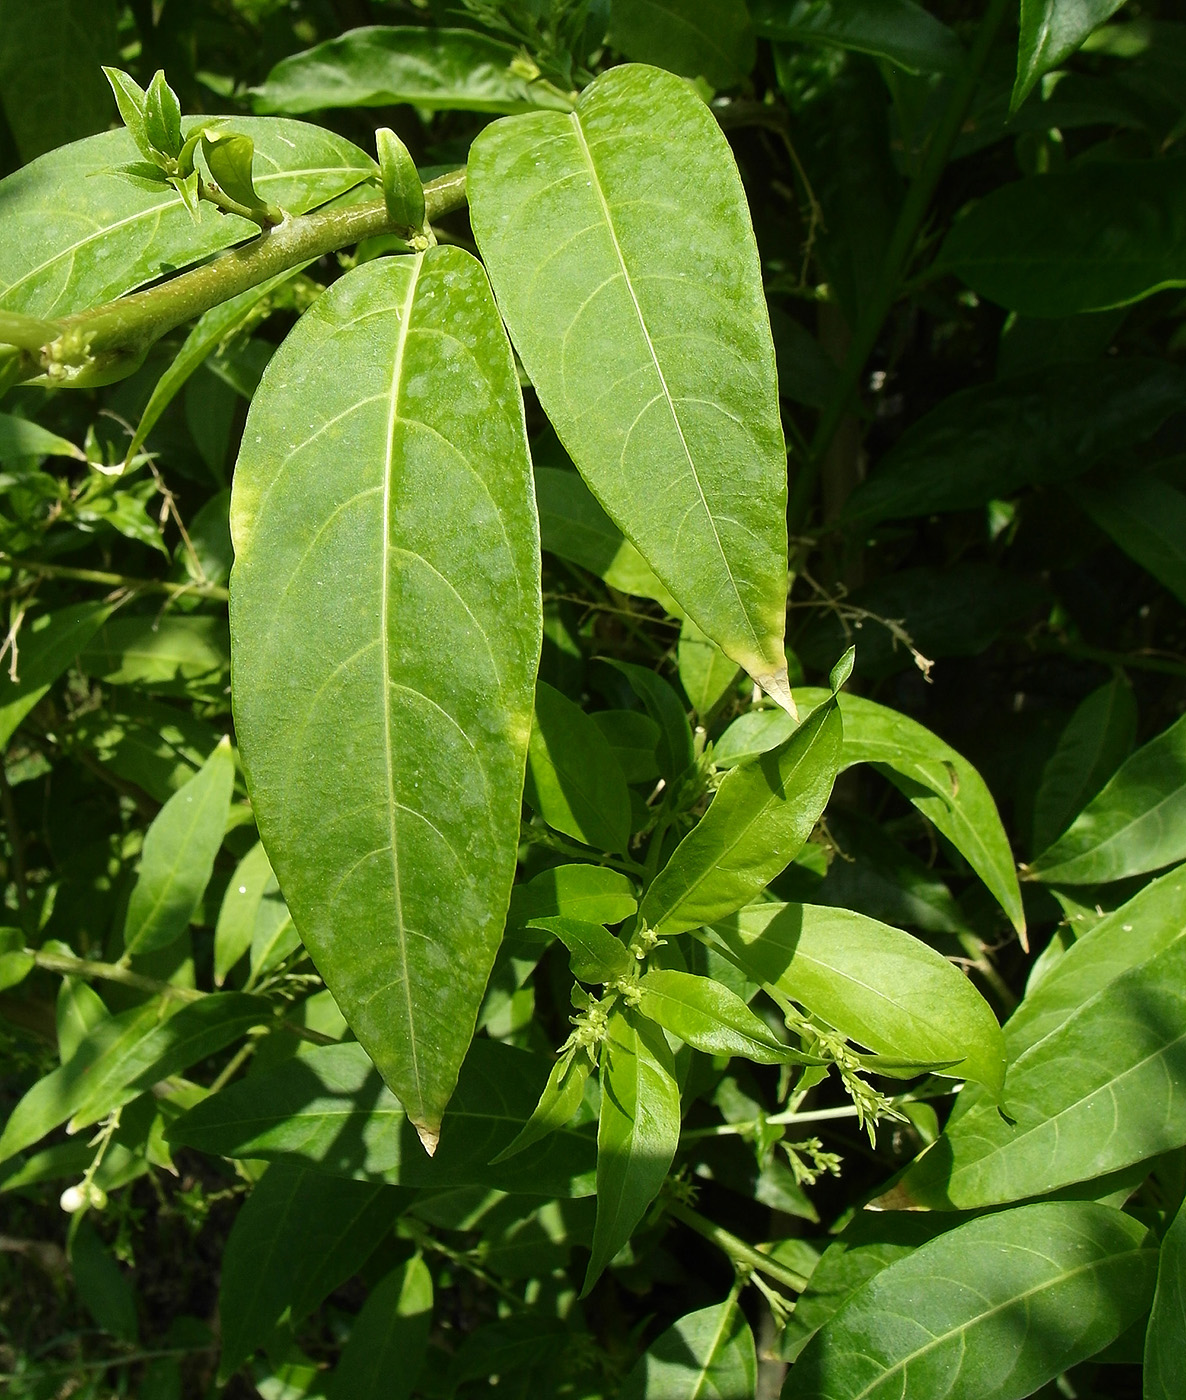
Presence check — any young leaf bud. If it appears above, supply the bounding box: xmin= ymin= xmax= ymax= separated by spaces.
xmin=376 ymin=127 xmax=426 ymax=235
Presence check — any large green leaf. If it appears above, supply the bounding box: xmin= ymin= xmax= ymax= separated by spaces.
xmin=1072 ymin=473 xmax=1186 ymax=608
xmin=1030 ymin=713 xmax=1186 ymax=884
xmin=0 ymin=602 xmax=115 ymax=748
xmin=712 ymin=903 xmax=1005 ymax=1094
xmin=935 ymin=159 xmax=1186 ymax=316
xmin=586 ymin=1010 xmax=682 ymax=1293
xmin=229 ymin=248 xmax=541 ymax=1149
xmin=893 ymin=934 xmax=1186 ymax=1208
xmin=620 ymin=1298 xmax=757 ymax=1398
xmin=252 ymin=26 xmax=572 ymax=116
xmin=326 ymin=1256 xmax=433 ymax=1400
xmin=1146 ymin=1195 xmax=1186 ymax=1398
xmin=167 ymin=1039 xmax=596 ymax=1197
xmin=0 ymin=120 xmax=375 ymax=321
xmin=842 ymin=360 xmax=1186 ymax=526
xmin=218 ymin=1160 xmax=404 ymax=1380
xmin=469 ymin=64 xmax=794 ymax=706
xmin=1014 ymin=0 xmax=1130 ymax=109
xmin=790 ymin=1203 xmax=1155 ymax=1399
xmin=610 ymin=0 xmax=756 ymax=88
xmin=122 ymin=737 xmax=235 ymax=958
xmin=641 ymin=698 xmax=841 ymax=935
xmin=752 ymin=0 xmax=963 ymax=74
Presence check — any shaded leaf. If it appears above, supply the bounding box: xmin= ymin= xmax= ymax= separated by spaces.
xmin=0 ymin=602 xmax=116 ymax=748
xmin=0 ymin=413 xmax=85 ymax=461
xmin=753 ymin=0 xmax=962 ymax=73
xmin=214 ymin=842 xmax=275 ymax=986
xmin=620 ymin=1297 xmax=757 ymax=1398
xmin=1014 ymin=0 xmax=1130 ymax=110
xmin=1072 ymin=472 xmax=1186 ymax=608
xmin=70 ymin=1220 xmax=138 ymax=1343
xmin=606 ymin=659 xmax=695 ymax=786
xmin=1146 ymin=1194 xmax=1186 ymax=1398
xmin=678 ymin=616 xmax=741 ymax=717
xmin=326 ymin=1256 xmax=432 ymax=1400
xmin=610 ymin=0 xmax=755 ymax=89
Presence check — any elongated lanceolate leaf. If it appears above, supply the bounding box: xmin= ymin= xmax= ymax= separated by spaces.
xmin=620 ymin=1298 xmax=757 ymax=1399
xmin=326 ymin=1256 xmax=433 ymax=1400
xmin=792 ymin=1202 xmax=1155 ymax=1400
xmin=636 ymin=969 xmax=808 ymax=1065
xmin=214 ymin=842 xmax=275 ymax=985
xmin=586 ymin=1010 xmax=681 ymax=1294
xmin=469 ymin=64 xmax=795 ymax=706
xmin=0 ymin=413 xmax=84 ymax=461
xmin=1146 ymin=1195 xmax=1186 ymax=1398
xmin=610 ymin=0 xmax=756 ymax=89
xmin=1014 ymin=0 xmax=1129 ymax=109
xmin=230 ymin=248 xmax=541 ymax=1149
xmin=123 ymin=737 xmax=234 ymax=958
xmin=712 ymin=903 xmax=1005 ymax=1094
xmin=1030 ymin=713 xmax=1186 ymax=884
xmin=936 ymin=159 xmax=1186 ymax=316
xmin=892 ymin=935 xmax=1186 ymax=1209
xmin=641 ymin=699 xmax=841 ymax=935
xmin=0 ymin=120 xmax=374 ymax=321
xmin=253 ymin=27 xmax=573 ymax=116
xmin=1072 ymin=473 xmax=1186 ymax=608
xmin=0 ymin=602 xmax=115 ymax=748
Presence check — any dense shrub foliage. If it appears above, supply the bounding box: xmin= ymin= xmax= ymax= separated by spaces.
xmin=0 ymin=1 xmax=1184 ymax=1397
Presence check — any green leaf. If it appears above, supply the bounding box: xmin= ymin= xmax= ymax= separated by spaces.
xmin=167 ymin=1039 xmax=596 ymax=1198
xmin=0 ymin=412 xmax=85 ymax=461
xmin=792 ymin=1203 xmax=1155 ymax=1399
xmin=510 ymin=863 xmax=638 ymax=927
xmin=249 ymin=883 xmax=299 ymax=983
xmin=619 ymin=1297 xmax=757 ymax=1398
xmin=214 ymin=842 xmax=275 ymax=986
xmin=893 ymin=934 xmax=1186 ymax=1209
xmin=144 ymin=71 xmax=183 ymax=161
xmin=326 ymin=1256 xmax=432 ymax=1400
xmin=0 ymin=602 xmax=115 ymax=749
xmin=446 ymin=1317 xmax=570 ymax=1392
xmin=375 ymin=128 xmax=425 ymax=232
xmin=586 ymin=1010 xmax=681 ymax=1294
xmin=1032 ymin=676 xmax=1137 ymax=854
xmin=678 ymin=616 xmax=741 ymax=718
xmin=1014 ymin=0 xmax=1130 ymax=110
xmin=0 ymin=119 xmax=375 ymax=321
xmin=102 ymin=66 xmax=152 ymax=162
xmin=593 ymin=709 xmax=662 ymax=784
xmin=1072 ymin=473 xmax=1186 ymax=608
xmin=201 ymin=129 xmax=271 ymax=214
xmin=1030 ymin=713 xmax=1186 ymax=884
xmin=1146 ymin=1194 xmax=1186 ymax=1398
xmin=122 ymin=737 xmax=234 ymax=958
xmin=751 ymin=0 xmax=963 ymax=74
xmin=610 ymin=0 xmax=756 ymax=89
xmin=636 ymin=968 xmax=809 ymax=1065
xmin=640 ymin=698 xmax=841 ymax=935
xmin=56 ymin=978 xmax=109 ymax=1064
xmin=526 ymin=681 xmax=632 ymax=853
xmin=469 ymin=64 xmax=795 ymax=707
xmin=218 ymin=1160 xmax=404 ymax=1381
xmin=70 ymin=1220 xmax=139 ymax=1343
xmin=67 ymin=695 xmax=220 ymax=803
xmin=842 ymin=360 xmax=1186 ymax=526
xmin=252 ymin=26 xmax=573 ymax=116
xmin=229 ymin=248 xmax=541 ymax=1149
xmin=936 ymin=159 xmax=1186 ymax=316
xmin=491 ymin=1046 xmax=593 ymax=1163
xmin=712 ymin=903 xmax=1005 ymax=1094
xmin=0 ymin=993 xmax=269 ymax=1164
xmin=530 ymin=916 xmax=634 ymax=984
xmin=606 ymin=659 xmax=695 ymax=787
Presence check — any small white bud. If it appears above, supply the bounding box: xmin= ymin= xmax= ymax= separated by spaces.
xmin=60 ymin=1184 xmax=86 ymax=1213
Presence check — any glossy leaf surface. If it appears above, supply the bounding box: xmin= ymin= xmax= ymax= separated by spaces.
xmin=509 ymin=863 xmax=638 ymax=927
xmin=640 ymin=699 xmax=841 ymax=935
xmin=1146 ymin=1195 xmax=1186 ymax=1398
xmin=715 ymin=904 xmax=1003 ymax=1091
xmin=587 ymin=1011 xmax=681 ymax=1293
xmin=491 ymin=1047 xmax=592 ymax=1163
xmin=1030 ymin=713 xmax=1186 ymax=884
xmin=792 ymin=1203 xmax=1155 ymax=1399
xmin=469 ymin=64 xmax=793 ymax=702
xmin=230 ymin=248 xmax=541 ymax=1145
xmin=1014 ymin=0 xmax=1128 ymax=109
xmin=122 ymin=737 xmax=234 ymax=958
xmin=531 ymin=916 xmax=633 ymax=984
xmin=253 ymin=26 xmax=572 ymax=115
xmin=610 ymin=0 xmax=755 ymax=88
xmin=636 ymin=969 xmax=805 ymax=1064
xmin=0 ymin=119 xmax=375 ymax=320
xmin=326 ymin=1256 xmax=432 ymax=1400
xmin=620 ymin=1298 xmax=757 ymax=1398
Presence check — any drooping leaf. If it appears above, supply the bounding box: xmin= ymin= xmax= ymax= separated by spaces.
xmin=229 ymin=248 xmax=541 ymax=1148
xmin=1030 ymin=713 xmax=1186 ymax=885
xmin=792 ymin=1203 xmax=1155 ymax=1399
xmin=893 ymin=934 xmax=1186 ymax=1208
xmin=640 ymin=698 xmax=841 ymax=935
xmin=842 ymin=360 xmax=1186 ymax=526
xmin=935 ymin=159 xmax=1186 ymax=316
xmin=167 ymin=1039 xmax=596 ymax=1198
xmin=610 ymin=0 xmax=756 ymax=89
xmin=218 ymin=1160 xmax=404 ymax=1380
xmin=469 ymin=64 xmax=795 ymax=706
xmin=0 ymin=120 xmax=374 ymax=322
xmin=326 ymin=1256 xmax=433 ymax=1400
xmin=0 ymin=602 xmax=116 ymax=748
xmin=0 ymin=413 xmax=85 ymax=461
xmin=636 ymin=969 xmax=807 ymax=1064
xmin=530 ymin=916 xmax=634 ymax=984
xmin=751 ymin=0 xmax=963 ymax=74
xmin=214 ymin=842 xmax=275 ymax=985
xmin=619 ymin=1297 xmax=757 ymax=1398
xmin=1072 ymin=473 xmax=1186 ymax=608
xmin=1146 ymin=1194 xmax=1186 ymax=1398
xmin=606 ymin=659 xmax=696 ymax=786
xmin=1031 ymin=676 xmax=1137 ymax=854
xmin=678 ymin=616 xmax=741 ymax=717
xmin=252 ymin=26 xmax=574 ymax=116
xmin=525 ymin=681 xmax=632 ymax=852
xmin=1014 ymin=0 xmax=1130 ymax=110
xmin=586 ymin=1010 xmax=682 ymax=1293
xmin=122 ymin=737 xmax=235 ymax=958
xmin=712 ymin=903 xmax=1005 ymax=1094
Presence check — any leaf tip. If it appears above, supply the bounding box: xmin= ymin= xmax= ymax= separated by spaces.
xmin=754 ymin=667 xmax=798 ymax=721
xmin=414 ymin=1122 xmax=440 ymax=1157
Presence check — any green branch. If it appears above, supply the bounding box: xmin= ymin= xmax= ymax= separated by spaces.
xmin=665 ymin=1198 xmax=810 ymax=1293
xmin=0 ymin=553 xmax=230 ymax=602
